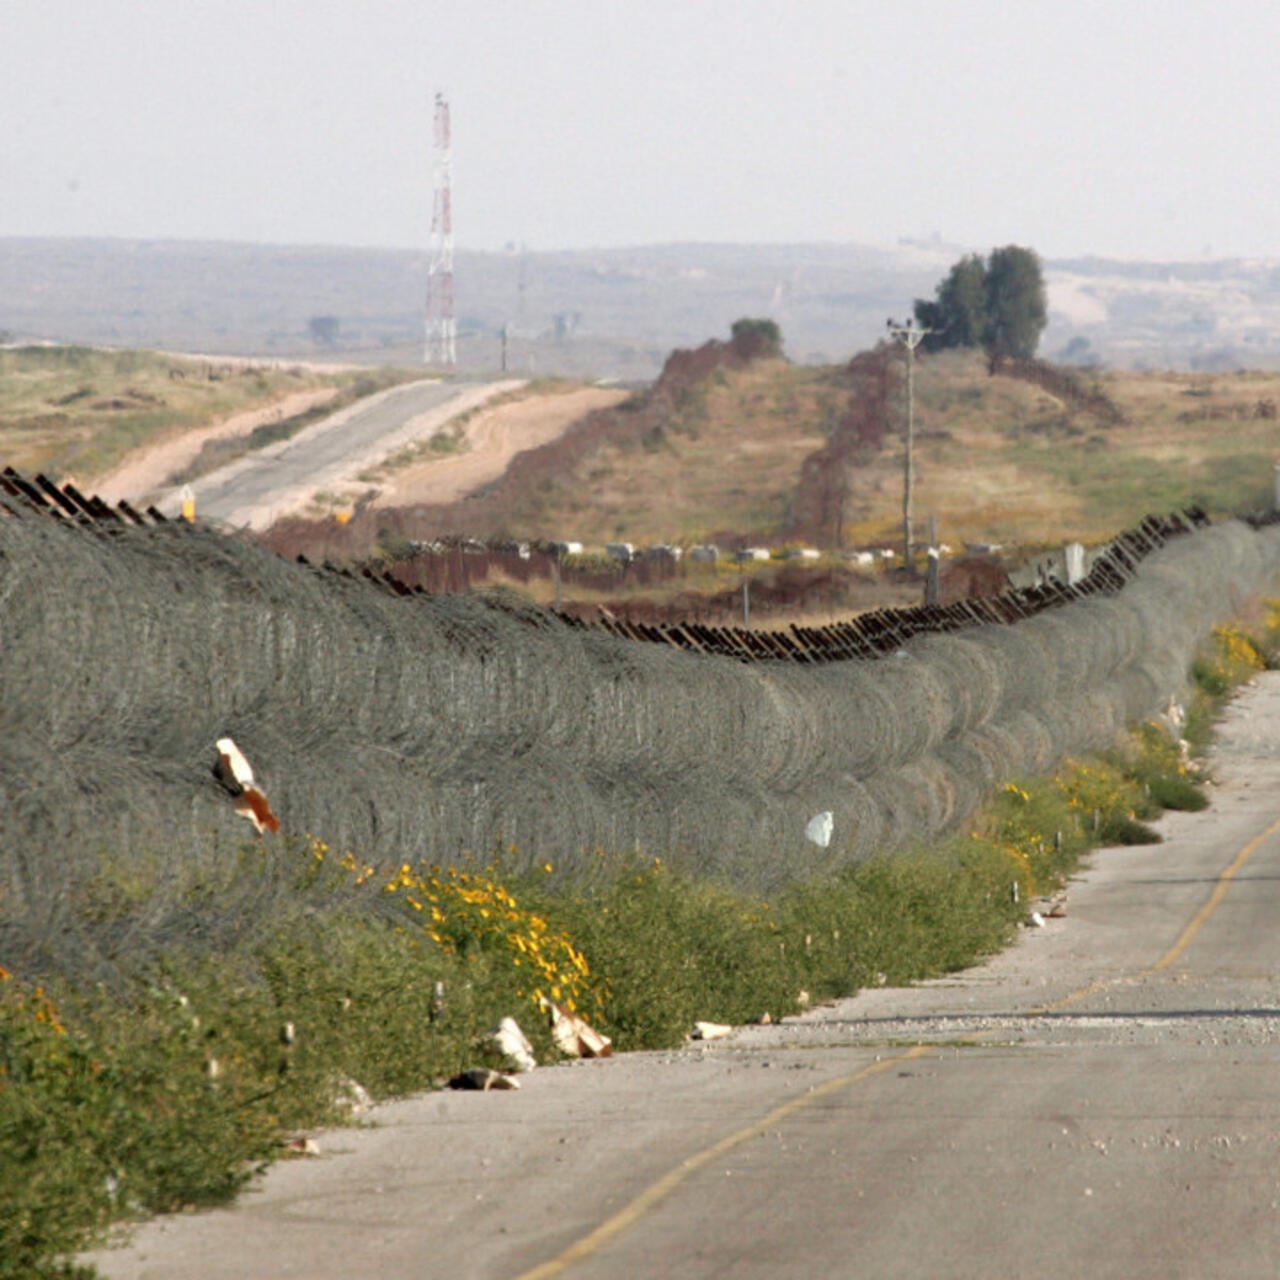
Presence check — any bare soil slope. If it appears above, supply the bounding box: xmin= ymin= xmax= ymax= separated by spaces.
xmin=273 ymin=331 xmax=847 ymax=556
xmin=368 ymin=384 xmax=629 ymax=509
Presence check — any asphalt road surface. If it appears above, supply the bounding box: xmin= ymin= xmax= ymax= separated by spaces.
xmin=89 ymin=674 xmax=1280 ymax=1279
xmin=160 ymin=379 xmax=521 ymax=530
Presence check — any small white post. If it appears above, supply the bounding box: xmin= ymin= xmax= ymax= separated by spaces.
xmin=1064 ymin=542 xmax=1085 ymax=586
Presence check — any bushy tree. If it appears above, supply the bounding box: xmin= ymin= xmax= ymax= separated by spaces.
xmin=730 ymin=317 xmax=783 ymax=359
xmin=982 ymin=245 xmax=1047 ymax=366
xmin=914 ymin=253 xmax=987 ymax=352
xmin=912 ymin=246 xmax=1046 ymax=366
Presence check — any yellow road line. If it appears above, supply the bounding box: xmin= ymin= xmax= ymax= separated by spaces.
xmin=519 ymin=810 xmax=1280 ymax=1278
xmin=1033 ymin=810 xmax=1280 ymax=1016
xmin=1030 ymin=976 xmax=1117 ymax=1016
xmin=515 ymin=1042 xmax=934 ymax=1280
xmin=1149 ymin=811 xmax=1280 ymax=972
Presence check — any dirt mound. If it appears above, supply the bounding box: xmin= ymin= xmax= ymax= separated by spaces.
xmin=790 ymin=345 xmax=898 ymax=545
xmin=996 ymin=356 xmax=1125 ymax=425
xmin=265 ymin=328 xmax=785 ymax=555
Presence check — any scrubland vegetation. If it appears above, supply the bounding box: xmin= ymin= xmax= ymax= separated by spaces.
xmin=0 ymin=346 xmax=408 ymax=483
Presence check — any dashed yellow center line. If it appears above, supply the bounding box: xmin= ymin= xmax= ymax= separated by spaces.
xmin=514 ymin=1042 xmax=934 ymax=1280
xmin=519 ymin=809 xmax=1280 ymax=1278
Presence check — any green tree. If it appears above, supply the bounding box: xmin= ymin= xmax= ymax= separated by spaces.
xmin=912 ymin=246 xmax=1046 ymax=366
xmin=914 ymin=253 xmax=987 ymax=352
xmin=982 ymin=245 xmax=1047 ymax=366
xmin=730 ymin=317 xmax=783 ymax=359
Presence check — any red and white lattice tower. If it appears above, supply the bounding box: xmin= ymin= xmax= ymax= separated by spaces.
xmin=425 ymin=92 xmax=456 ymax=366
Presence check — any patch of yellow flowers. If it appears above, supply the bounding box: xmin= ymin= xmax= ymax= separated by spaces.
xmin=0 ymin=965 xmax=65 ymax=1037
xmin=986 ymin=782 xmax=1043 ymax=894
xmin=1058 ymin=759 xmax=1140 ymax=824
xmin=0 ymin=965 xmax=67 ymax=1082
xmin=310 ymin=838 xmax=594 ymax=1017
xmin=1206 ymin=623 xmax=1267 ymax=686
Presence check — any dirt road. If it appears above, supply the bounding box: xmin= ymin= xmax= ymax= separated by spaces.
xmin=87 ymin=673 xmax=1280 ymax=1279
xmin=371 ymin=385 xmax=628 ymax=508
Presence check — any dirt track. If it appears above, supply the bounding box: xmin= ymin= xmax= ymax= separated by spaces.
xmin=93 ymin=383 xmax=624 ymax=518
xmin=371 ymin=385 xmax=629 ymax=508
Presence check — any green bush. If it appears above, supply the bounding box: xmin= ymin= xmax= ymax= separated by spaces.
xmin=534 ymin=861 xmax=798 ymax=1048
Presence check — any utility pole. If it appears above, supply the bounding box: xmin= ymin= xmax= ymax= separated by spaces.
xmin=886 ymin=318 xmax=933 ymax=569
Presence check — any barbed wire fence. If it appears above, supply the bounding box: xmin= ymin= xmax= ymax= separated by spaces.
xmin=3 ymin=478 xmax=1279 ymax=984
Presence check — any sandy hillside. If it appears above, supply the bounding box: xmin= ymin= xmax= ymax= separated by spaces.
xmin=371 ymin=385 xmax=629 ymax=508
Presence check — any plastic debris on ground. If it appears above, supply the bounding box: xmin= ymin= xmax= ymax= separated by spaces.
xmin=213 ymin=736 xmax=281 ymax=833
xmin=805 ymin=810 xmax=834 ymax=848
xmin=447 ymin=1068 xmax=521 ymax=1091
xmin=541 ymin=997 xmax=612 ymax=1058
xmin=691 ymin=1021 xmax=733 ymax=1041
xmin=334 ymin=1077 xmax=374 ymax=1116
xmin=487 ymin=1016 xmax=537 ymax=1072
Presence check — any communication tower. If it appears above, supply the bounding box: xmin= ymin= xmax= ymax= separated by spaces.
xmin=425 ymin=92 xmax=456 ymax=366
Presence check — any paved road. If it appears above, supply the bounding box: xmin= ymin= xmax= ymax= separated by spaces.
xmin=90 ymin=676 xmax=1280 ymax=1279
xmin=161 ymin=379 xmax=522 ymax=530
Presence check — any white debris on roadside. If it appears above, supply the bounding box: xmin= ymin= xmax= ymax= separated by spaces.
xmin=691 ymin=1021 xmax=734 ymax=1041
xmin=805 ymin=811 xmax=834 ymax=848
xmin=541 ymin=998 xmax=612 ymax=1058
xmin=488 ymin=1016 xmax=537 ymax=1072
xmin=283 ymin=1135 xmax=321 ymax=1156
xmin=333 ymin=1077 xmax=374 ymax=1116
xmin=213 ymin=736 xmax=281 ymax=833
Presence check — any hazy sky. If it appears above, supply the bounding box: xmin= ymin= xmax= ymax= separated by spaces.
xmin=3 ymin=0 xmax=1278 ymax=259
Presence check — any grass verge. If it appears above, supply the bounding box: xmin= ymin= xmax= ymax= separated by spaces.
xmin=0 ymin=347 xmax=404 ymax=483
xmin=2 ymin=615 xmax=1275 ymax=1278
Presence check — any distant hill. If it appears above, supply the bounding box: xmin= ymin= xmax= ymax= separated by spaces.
xmin=5 ymin=236 xmax=1280 ymax=379
xmin=264 ymin=336 xmax=1280 ymax=570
